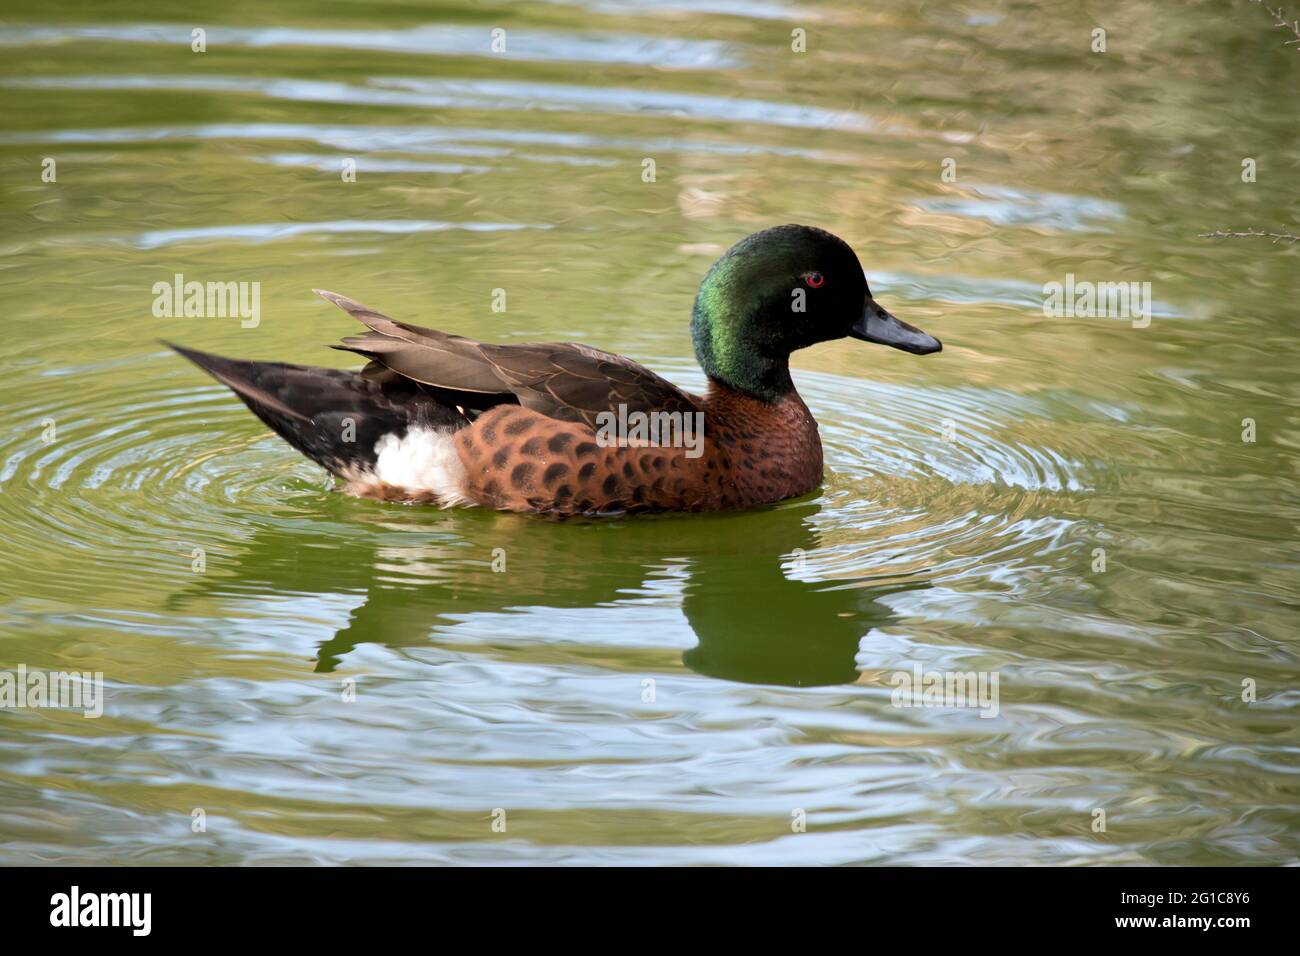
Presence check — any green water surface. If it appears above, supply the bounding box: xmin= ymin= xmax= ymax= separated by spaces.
xmin=0 ymin=0 xmax=1297 ymax=864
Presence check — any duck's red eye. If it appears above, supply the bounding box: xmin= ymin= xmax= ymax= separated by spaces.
xmin=804 ymin=272 xmax=825 ymax=289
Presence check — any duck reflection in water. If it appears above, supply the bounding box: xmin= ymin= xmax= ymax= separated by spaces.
xmin=172 ymin=499 xmax=927 ymax=687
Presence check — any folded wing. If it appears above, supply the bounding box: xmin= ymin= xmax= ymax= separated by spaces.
xmin=316 ymin=289 xmax=700 ymax=428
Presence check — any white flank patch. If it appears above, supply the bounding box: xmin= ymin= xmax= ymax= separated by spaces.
xmin=372 ymin=426 xmax=473 ymax=506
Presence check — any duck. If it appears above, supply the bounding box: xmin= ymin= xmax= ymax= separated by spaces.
xmin=171 ymin=224 xmax=941 ymax=515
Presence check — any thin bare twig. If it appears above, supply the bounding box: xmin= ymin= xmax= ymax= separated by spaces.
xmin=1249 ymin=0 xmax=1300 ymax=49
xmin=1199 ymin=228 xmax=1300 ymax=243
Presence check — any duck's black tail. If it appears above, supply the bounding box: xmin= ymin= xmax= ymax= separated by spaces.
xmin=167 ymin=343 xmax=466 ymax=477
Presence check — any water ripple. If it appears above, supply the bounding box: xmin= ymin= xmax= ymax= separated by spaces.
xmin=0 ymin=122 xmax=838 ymax=160
xmin=0 ymin=23 xmax=738 ymax=69
xmin=915 ymin=184 xmax=1126 ymax=232
xmin=4 ymin=75 xmax=875 ymax=132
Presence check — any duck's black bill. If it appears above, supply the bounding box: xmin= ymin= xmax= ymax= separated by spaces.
xmin=850 ymin=299 xmax=941 ymax=355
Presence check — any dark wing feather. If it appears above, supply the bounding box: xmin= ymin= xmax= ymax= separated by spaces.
xmin=315 ymin=290 xmax=699 ymax=427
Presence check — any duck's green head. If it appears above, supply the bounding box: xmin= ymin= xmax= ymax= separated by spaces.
xmin=690 ymin=224 xmax=940 ymax=401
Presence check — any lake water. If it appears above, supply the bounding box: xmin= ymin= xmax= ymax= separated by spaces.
xmin=0 ymin=0 xmax=1297 ymax=864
